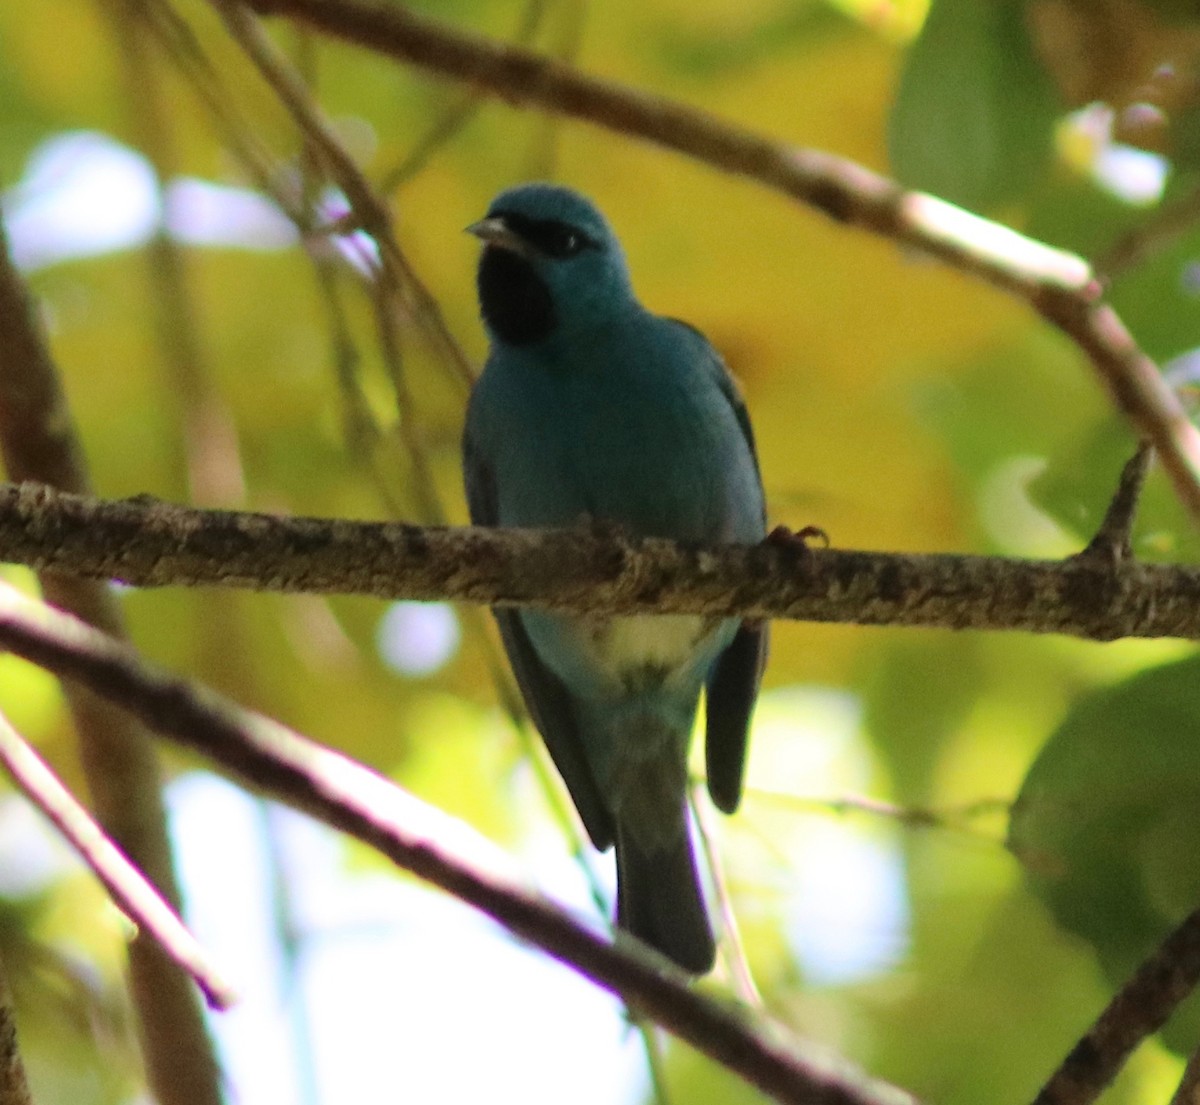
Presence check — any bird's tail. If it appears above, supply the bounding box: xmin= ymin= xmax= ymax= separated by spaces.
xmin=616 ymin=820 xmax=715 ymax=974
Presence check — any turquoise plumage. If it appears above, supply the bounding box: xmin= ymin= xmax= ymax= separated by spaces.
xmin=463 ymin=183 xmax=767 ymax=972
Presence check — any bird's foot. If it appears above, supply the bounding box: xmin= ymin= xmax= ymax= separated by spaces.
xmin=764 ymin=523 xmax=830 ymax=551
xmin=763 ymin=524 xmax=829 ymax=574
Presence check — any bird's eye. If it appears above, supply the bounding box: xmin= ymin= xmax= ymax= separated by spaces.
xmin=545 ymin=226 xmax=584 ymax=257
xmin=493 ymin=211 xmax=596 ymax=259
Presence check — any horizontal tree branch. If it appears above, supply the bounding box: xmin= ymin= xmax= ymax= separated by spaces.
xmin=241 ymin=0 xmax=1200 ymax=525
xmin=2 ymin=482 xmax=1200 ymax=641
xmin=0 ymin=580 xmax=919 ymax=1105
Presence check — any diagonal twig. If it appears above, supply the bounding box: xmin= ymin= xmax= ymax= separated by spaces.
xmin=0 ymin=708 xmax=234 ymax=1009
xmin=0 ymin=580 xmax=920 ymax=1105
xmin=1031 ymin=906 xmax=1200 ymax=1105
xmin=208 ymin=0 xmax=475 ymax=391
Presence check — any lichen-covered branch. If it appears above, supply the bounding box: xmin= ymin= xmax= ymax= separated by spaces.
xmin=0 ymin=481 xmax=1198 ymax=641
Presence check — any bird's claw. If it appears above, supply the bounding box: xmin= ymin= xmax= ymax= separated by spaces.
xmin=764 ymin=523 xmax=830 ymax=551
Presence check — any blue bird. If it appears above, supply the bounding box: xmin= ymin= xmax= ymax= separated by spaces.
xmin=463 ymin=183 xmax=767 ymax=973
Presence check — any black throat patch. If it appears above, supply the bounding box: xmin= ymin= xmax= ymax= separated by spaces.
xmin=477 ymin=247 xmax=556 ymax=346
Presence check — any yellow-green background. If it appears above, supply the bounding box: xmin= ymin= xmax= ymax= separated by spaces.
xmin=3 ymin=1 xmax=1200 ymax=1102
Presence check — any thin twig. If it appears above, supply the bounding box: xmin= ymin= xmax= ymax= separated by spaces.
xmin=633 ymin=1016 xmax=674 ymax=1105
xmin=2 ymin=482 xmax=1200 ymax=641
xmin=1075 ymin=442 xmax=1153 ymax=566
xmin=243 ymin=0 xmax=1088 ymax=293
xmin=310 ymin=242 xmax=407 ymax=515
xmin=747 ymin=788 xmax=1010 ymax=840
xmin=1031 ymin=290 xmax=1200 ymax=525
xmin=692 ymin=783 xmax=761 ymax=1007
xmin=1030 ymin=906 xmax=1200 ymax=1105
xmin=0 ymin=708 xmax=234 ymax=1009
xmin=0 ymin=582 xmax=920 ymax=1105
xmin=208 ymin=0 xmax=475 ymax=390
xmin=258 ymin=13 xmax=658 ymax=1070
xmin=113 ymin=0 xmax=247 ymax=510
xmin=248 ymin=15 xmax=668 ymax=1075
xmin=129 ymin=0 xmax=309 ymax=229
xmin=520 ymin=0 xmax=586 ymax=181
xmin=365 ymin=270 xmax=446 ymax=522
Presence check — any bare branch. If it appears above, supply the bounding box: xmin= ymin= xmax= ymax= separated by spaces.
xmin=0 ymin=708 xmax=234 ymax=1009
xmin=0 ymin=581 xmax=920 ymax=1105
xmin=239 ymin=0 xmax=1200 ymax=523
xmin=1 ymin=481 xmax=1199 ymax=640
xmin=1030 ymin=906 xmax=1200 ymax=1105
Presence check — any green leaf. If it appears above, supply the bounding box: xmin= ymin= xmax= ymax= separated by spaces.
xmin=1010 ymin=654 xmax=1200 ymax=1052
xmin=860 ymin=632 xmax=986 ymax=803
xmin=1025 ymin=174 xmax=1146 ymax=258
xmin=1106 ymin=220 xmax=1200 ymax=363
xmin=912 ymin=332 xmax=1108 ymax=491
xmin=888 ymin=0 xmax=1059 ymax=209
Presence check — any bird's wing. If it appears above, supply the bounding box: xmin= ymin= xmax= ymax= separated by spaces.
xmin=667 ymin=318 xmax=765 ymax=497
xmin=667 ymin=323 xmax=769 ymax=815
xmin=704 ymin=353 xmax=769 ymax=812
xmin=464 ymin=426 xmax=616 ymax=850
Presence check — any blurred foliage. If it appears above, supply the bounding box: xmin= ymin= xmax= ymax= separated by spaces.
xmin=1011 ymin=654 xmax=1200 ymax=1055
xmin=889 ymin=0 xmax=1060 ymax=208
xmin=0 ymin=0 xmax=1199 ymax=1103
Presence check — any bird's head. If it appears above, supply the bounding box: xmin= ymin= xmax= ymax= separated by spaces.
xmin=468 ymin=183 xmax=635 ymax=348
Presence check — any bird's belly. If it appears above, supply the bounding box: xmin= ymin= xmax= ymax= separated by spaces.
xmin=522 ymin=610 xmax=731 ymax=699
xmin=599 ymin=614 xmax=709 ymax=674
